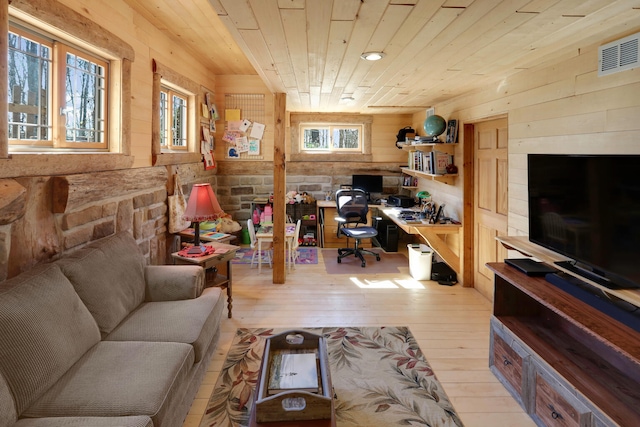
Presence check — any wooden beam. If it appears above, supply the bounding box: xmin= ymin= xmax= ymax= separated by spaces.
xmin=51 ymin=168 xmax=167 ymax=213
xmin=272 ymin=93 xmax=287 ymax=284
xmin=0 ymin=179 xmax=26 ymax=224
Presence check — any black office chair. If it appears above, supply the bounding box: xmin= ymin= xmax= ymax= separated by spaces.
xmin=335 ymin=188 xmax=380 ymax=267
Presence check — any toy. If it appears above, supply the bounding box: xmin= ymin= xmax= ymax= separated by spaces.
xmin=285 ymin=190 xmax=297 ymax=204
xmin=300 ymin=192 xmax=315 ymax=204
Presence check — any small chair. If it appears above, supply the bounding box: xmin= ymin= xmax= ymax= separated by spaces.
xmin=287 ymin=219 xmax=302 ymax=270
xmin=335 ymin=188 xmax=380 ymax=267
xmin=247 ymin=219 xmax=272 ymax=269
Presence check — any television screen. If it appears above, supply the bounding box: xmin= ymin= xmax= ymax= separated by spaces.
xmin=352 ymin=174 xmax=383 ymax=195
xmin=528 ymin=154 xmax=640 ymax=289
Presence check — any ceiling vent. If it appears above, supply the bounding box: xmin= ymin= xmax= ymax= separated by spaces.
xmin=598 ymin=32 xmax=640 ymax=76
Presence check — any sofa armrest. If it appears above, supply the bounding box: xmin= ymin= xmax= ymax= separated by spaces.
xmin=144 ymin=265 xmax=205 ymax=301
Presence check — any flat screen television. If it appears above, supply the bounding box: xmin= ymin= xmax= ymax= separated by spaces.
xmin=352 ymin=174 xmax=383 ymax=197
xmin=528 ymin=154 xmax=640 ymax=289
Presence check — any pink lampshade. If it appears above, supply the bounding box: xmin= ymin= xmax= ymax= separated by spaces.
xmin=183 ymin=183 xmax=224 ymax=222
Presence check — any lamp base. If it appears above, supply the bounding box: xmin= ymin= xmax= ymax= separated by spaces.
xmin=187 ymin=245 xmax=207 ymax=255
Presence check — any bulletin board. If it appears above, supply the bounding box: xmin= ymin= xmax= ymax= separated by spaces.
xmin=223 ymin=93 xmax=265 ymax=160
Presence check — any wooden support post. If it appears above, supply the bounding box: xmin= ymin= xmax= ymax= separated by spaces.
xmin=272 ymin=93 xmax=287 ymax=284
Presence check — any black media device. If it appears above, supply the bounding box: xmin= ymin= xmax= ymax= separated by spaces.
xmin=352 ymin=174 xmax=383 ymax=201
xmin=528 ymin=154 xmax=640 ymax=289
xmin=504 ymin=258 xmax=557 ymax=276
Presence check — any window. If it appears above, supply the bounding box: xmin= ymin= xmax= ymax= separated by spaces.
xmin=160 ymin=85 xmax=188 ymax=150
xmin=290 ymin=113 xmax=373 ymax=162
xmin=300 ymin=124 xmax=362 ymax=152
xmin=8 ymin=24 xmax=109 ymax=150
xmin=151 ymin=60 xmax=200 ymax=163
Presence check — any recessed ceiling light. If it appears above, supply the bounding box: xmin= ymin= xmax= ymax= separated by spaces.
xmin=360 ymin=52 xmax=385 ymax=61
xmin=341 ymin=96 xmax=355 ymax=102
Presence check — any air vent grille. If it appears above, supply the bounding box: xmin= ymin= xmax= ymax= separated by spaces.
xmin=598 ymin=32 xmax=640 ymax=76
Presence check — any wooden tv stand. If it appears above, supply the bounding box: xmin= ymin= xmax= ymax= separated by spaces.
xmin=487 ymin=262 xmax=640 ymax=427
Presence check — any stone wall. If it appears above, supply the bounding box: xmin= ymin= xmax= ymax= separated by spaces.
xmin=0 ymin=163 xmax=216 ymax=281
xmin=216 ymin=173 xmax=404 ymax=224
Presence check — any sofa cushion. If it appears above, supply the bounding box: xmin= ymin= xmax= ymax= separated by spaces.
xmin=14 ymin=416 xmax=153 ymax=427
xmin=0 ymin=374 xmax=17 ymax=427
xmin=23 ymin=341 xmax=194 ymax=426
xmin=58 ymin=232 xmax=146 ymax=337
xmin=105 ymin=287 xmax=224 ymax=362
xmin=0 ymin=263 xmax=101 ymax=417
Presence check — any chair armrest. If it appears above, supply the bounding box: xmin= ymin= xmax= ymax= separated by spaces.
xmin=144 ymin=265 xmax=205 ymax=301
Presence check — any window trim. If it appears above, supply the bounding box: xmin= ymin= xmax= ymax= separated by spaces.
xmin=1 ymin=0 xmax=135 ymax=176
xmin=151 ymin=60 xmax=201 ymax=166
xmin=290 ymin=113 xmax=373 ymax=162
xmin=300 ymin=123 xmax=363 ymax=153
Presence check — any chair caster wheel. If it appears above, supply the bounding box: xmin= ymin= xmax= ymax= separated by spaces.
xmin=376 ymin=255 xmax=380 ymax=261
xmin=337 ymin=257 xmax=341 ymax=263
xmin=361 ymin=262 xmax=366 ymax=267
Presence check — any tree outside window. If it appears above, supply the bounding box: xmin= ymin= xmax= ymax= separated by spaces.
xmin=159 ymin=85 xmax=188 ymax=151
xmin=8 ymin=25 xmax=109 ymax=150
xmin=301 ymin=124 xmax=362 ymax=152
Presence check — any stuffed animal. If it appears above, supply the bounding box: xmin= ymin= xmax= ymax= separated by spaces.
xmin=216 ymin=216 xmax=241 ymax=233
xmin=285 ymin=190 xmax=297 ymax=204
xmin=294 ymin=193 xmax=304 ymax=204
xmin=301 ymin=192 xmax=315 ymax=204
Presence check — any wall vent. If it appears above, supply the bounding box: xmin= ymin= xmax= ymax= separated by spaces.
xmin=598 ymin=32 xmax=640 ymax=76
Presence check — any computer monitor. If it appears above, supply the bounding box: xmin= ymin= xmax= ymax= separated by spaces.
xmin=352 ymin=174 xmax=383 ymax=200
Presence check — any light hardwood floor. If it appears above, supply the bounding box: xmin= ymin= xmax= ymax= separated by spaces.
xmin=182 ymin=246 xmax=536 ymax=427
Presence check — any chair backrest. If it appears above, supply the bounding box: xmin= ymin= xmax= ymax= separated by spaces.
xmin=247 ymin=218 xmax=258 ymax=248
xmin=336 ymin=188 xmax=369 ymax=226
xmin=292 ymin=219 xmax=302 ymax=250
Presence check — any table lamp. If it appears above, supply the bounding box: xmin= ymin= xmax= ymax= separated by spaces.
xmin=183 ymin=183 xmax=225 ymax=254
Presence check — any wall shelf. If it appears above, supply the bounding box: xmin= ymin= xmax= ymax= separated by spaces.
xmin=401 ymin=142 xmax=456 ymax=154
xmin=401 ymin=168 xmax=457 ymax=185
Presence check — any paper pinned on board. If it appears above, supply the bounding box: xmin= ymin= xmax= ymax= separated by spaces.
xmin=250 ymin=122 xmax=265 ymax=139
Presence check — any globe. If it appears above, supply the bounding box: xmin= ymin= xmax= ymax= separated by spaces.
xmin=423 ymin=114 xmax=446 ymax=137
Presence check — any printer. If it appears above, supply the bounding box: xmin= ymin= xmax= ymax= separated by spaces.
xmin=387 ymin=194 xmax=416 ymax=208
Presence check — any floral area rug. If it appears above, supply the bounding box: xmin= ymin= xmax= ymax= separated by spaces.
xmin=231 ymin=247 xmax=318 ymax=265
xmin=199 ymin=327 xmax=463 ymax=427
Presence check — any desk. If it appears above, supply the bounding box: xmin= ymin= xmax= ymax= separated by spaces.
xmin=171 ymin=241 xmax=239 ymax=318
xmin=316 ymin=200 xmax=381 ymax=248
xmin=255 ymin=223 xmax=296 ymax=274
xmin=380 ymin=207 xmax=462 ymax=277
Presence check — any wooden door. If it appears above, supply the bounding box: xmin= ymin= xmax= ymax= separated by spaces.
xmin=474 ymin=118 xmax=509 ymax=301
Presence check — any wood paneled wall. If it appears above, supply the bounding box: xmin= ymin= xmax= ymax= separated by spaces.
xmin=415 ymin=34 xmax=640 ymax=239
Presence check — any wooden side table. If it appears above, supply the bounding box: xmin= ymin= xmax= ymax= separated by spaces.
xmin=171 ymin=241 xmax=239 ymax=318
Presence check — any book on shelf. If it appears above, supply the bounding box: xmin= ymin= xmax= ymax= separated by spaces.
xmin=434 ymin=150 xmax=453 ymax=175
xmin=267 ymin=350 xmax=320 ymax=395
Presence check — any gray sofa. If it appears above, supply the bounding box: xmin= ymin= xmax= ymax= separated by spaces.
xmin=0 ymin=232 xmax=225 ymax=427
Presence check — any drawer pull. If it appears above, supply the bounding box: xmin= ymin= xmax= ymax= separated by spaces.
xmin=503 ymin=357 xmax=512 ymax=366
xmin=548 ymin=404 xmax=563 ymax=420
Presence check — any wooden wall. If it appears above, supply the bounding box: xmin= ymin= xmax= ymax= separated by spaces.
xmin=0 ymin=0 xmax=223 ymax=279
xmin=413 ymin=32 xmax=640 ymax=241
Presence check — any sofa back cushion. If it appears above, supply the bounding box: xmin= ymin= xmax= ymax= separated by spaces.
xmin=0 ymin=373 xmax=17 ymax=427
xmin=0 ymin=263 xmax=100 ymax=416
xmin=58 ymin=232 xmax=146 ymax=337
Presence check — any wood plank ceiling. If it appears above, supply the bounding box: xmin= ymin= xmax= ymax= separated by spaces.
xmin=124 ymin=0 xmax=640 ymax=114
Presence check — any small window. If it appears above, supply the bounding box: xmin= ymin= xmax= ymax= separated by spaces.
xmin=159 ymin=85 xmax=189 ymax=151
xmin=300 ymin=124 xmax=362 ymax=153
xmin=8 ymin=24 xmax=109 ymax=150
xmin=7 ymin=28 xmax=52 ymax=145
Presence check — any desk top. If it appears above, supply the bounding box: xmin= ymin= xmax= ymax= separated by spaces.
xmin=317 ymin=200 xmax=384 ymax=208
xmin=380 ymin=207 xmax=461 ymax=234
